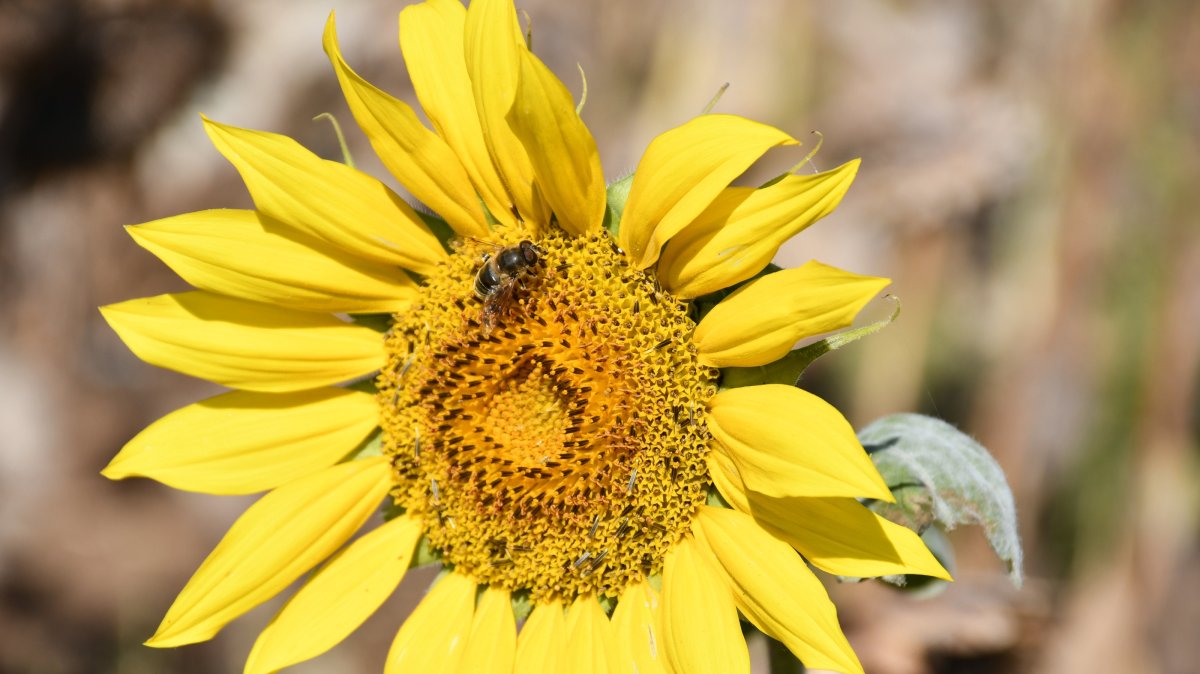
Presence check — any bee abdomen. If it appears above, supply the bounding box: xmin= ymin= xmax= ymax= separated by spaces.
xmin=475 ymin=257 xmax=501 ymax=299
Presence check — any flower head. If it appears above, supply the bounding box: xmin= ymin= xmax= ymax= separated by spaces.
xmin=101 ymin=1 xmax=949 ymax=672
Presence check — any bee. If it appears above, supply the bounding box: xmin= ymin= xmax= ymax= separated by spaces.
xmin=471 ymin=239 xmax=543 ymax=331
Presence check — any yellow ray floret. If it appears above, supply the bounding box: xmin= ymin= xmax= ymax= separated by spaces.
xmin=618 ymin=114 xmax=798 ymax=269
xmin=658 ymin=159 xmax=861 ymax=298
xmin=128 ymin=209 xmax=420 ymax=314
xmin=693 ymin=260 xmax=889 ymax=368
xmin=662 ymin=535 xmax=750 ymax=674
xmin=456 ymin=587 xmax=518 ymax=674
xmin=707 ymin=453 xmax=951 ymax=580
xmin=102 ymin=387 xmax=378 ymax=495
xmin=612 ymin=581 xmax=667 ymax=674
xmin=202 ymin=117 xmax=446 ymax=274
xmin=399 ymin=0 xmax=514 ymax=228
xmin=323 ymin=13 xmax=488 ymax=238
xmin=244 ymin=514 xmax=423 ymax=674
xmin=693 ymin=505 xmax=864 ymax=674
xmin=146 ymin=457 xmax=392 ymax=648
xmin=100 ymin=291 xmax=384 ymax=392
xmin=507 ymin=46 xmax=605 ymax=236
xmin=463 ymin=0 xmax=545 ymax=225
xmin=514 ymin=602 xmax=566 ymax=674
xmin=384 ymin=572 xmax=476 ymax=673
xmin=564 ymin=597 xmax=617 ymax=674
xmin=707 ymin=384 xmax=893 ymax=500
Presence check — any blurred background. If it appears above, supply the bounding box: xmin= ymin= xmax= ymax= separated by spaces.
xmin=0 ymin=0 xmax=1196 ymax=672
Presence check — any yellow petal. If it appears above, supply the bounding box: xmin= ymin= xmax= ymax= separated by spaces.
xmin=146 ymin=457 xmax=392 ymax=647
xmin=102 ymin=388 xmax=378 ymax=495
xmin=456 ymin=587 xmax=517 ymax=674
xmin=658 ymin=160 xmax=860 ymax=298
xmin=662 ymin=535 xmax=750 ymax=674
xmin=128 ymin=209 xmax=419 ymax=314
xmin=463 ymin=0 xmax=546 ymax=226
xmin=244 ymin=515 xmax=423 ymax=674
xmin=713 ymin=464 xmax=950 ymax=580
xmin=515 ymin=602 xmax=566 ymax=674
xmin=400 ymin=0 xmax=513 ymax=227
xmin=203 ymin=117 xmax=446 ymax=274
xmin=100 ymin=291 xmax=384 ymax=392
xmin=612 ymin=581 xmax=667 ymax=674
xmin=386 ymin=572 xmax=476 ymax=674
xmin=707 ymin=384 xmax=891 ymax=500
xmin=707 ymin=449 xmax=751 ymax=513
xmin=693 ymin=506 xmax=864 ymax=674
xmin=323 ymin=14 xmax=487 ymax=237
xmin=507 ymin=47 xmax=605 ymax=236
xmin=618 ymin=114 xmax=797 ymax=269
xmin=693 ymin=261 xmax=889 ymax=368
xmin=564 ymin=597 xmax=616 ymax=674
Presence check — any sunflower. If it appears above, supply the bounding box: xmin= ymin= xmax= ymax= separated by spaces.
xmin=100 ymin=0 xmax=949 ymax=672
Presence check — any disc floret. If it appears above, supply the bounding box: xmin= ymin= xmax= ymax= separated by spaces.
xmin=379 ymin=228 xmax=716 ymax=601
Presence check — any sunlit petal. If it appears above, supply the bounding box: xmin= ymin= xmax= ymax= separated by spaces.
xmin=564 ymin=597 xmax=616 ymax=674
xmin=324 ymin=14 xmax=488 ymax=237
xmin=385 ymin=573 xmax=476 ymax=674
xmin=100 ymin=291 xmax=384 ymax=392
xmin=514 ymin=601 xmax=566 ymax=674
xmin=463 ymin=0 xmax=546 ymax=226
xmin=618 ymin=114 xmax=797 ymax=269
xmin=244 ymin=515 xmax=423 ymax=674
xmin=694 ymin=505 xmax=864 ymax=674
xmin=102 ymin=388 xmax=378 ymax=495
xmin=612 ymin=580 xmax=667 ymax=674
xmin=400 ymin=0 xmax=513 ymax=226
xmin=203 ymin=117 xmax=446 ymax=274
xmin=708 ymin=456 xmax=950 ymax=580
xmin=662 ymin=535 xmax=749 ymax=674
xmin=694 ymin=261 xmax=889 ymax=368
xmin=128 ymin=209 xmax=419 ymax=314
xmin=146 ymin=457 xmax=392 ymax=647
xmin=456 ymin=587 xmax=517 ymax=674
xmin=659 ymin=160 xmax=860 ymax=298
xmin=508 ymin=47 xmax=605 ymax=236
xmin=707 ymin=384 xmax=892 ymax=500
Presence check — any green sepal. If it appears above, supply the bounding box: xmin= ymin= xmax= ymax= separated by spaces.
xmin=343 ymin=428 xmax=382 ymax=461
xmin=858 ymin=413 xmax=1023 ymax=587
xmin=510 ymin=589 xmax=533 ymax=622
xmin=410 ymin=535 xmax=444 ymax=568
xmin=720 ymin=295 xmax=899 ymax=389
xmin=313 ymin=112 xmax=356 ymax=168
xmin=692 ymin=263 xmax=783 ymax=325
xmin=350 ymin=313 xmax=392 ymax=332
xmin=415 ymin=209 xmax=459 ymax=252
xmin=603 ymin=173 xmax=634 ymax=238
xmin=705 ymin=487 xmax=731 ymax=508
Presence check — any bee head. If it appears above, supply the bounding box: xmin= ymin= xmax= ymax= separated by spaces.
xmin=518 ymin=240 xmax=541 ymax=265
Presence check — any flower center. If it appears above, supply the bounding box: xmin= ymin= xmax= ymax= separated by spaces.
xmin=378 ymin=227 xmax=715 ymax=602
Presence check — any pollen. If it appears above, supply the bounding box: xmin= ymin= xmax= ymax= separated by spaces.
xmin=378 ymin=227 xmax=716 ymax=602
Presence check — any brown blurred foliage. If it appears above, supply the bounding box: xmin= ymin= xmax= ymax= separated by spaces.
xmin=0 ymin=1 xmax=1196 ymax=673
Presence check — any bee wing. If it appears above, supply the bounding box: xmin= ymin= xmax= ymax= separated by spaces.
xmin=454 ymin=235 xmax=501 ymax=256
xmin=481 ymin=278 xmax=520 ymax=332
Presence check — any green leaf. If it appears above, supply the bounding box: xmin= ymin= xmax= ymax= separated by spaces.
xmin=721 ymin=295 xmax=899 ymax=388
xmin=602 ymin=173 xmax=634 ymax=238
xmin=858 ymin=413 xmax=1023 ymax=587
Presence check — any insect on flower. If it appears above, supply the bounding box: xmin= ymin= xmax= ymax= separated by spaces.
xmin=469 ymin=238 xmax=544 ymax=331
